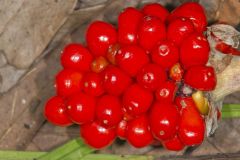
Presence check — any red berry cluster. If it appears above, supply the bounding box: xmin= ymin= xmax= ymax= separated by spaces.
xmin=44 ymin=2 xmax=217 ymax=151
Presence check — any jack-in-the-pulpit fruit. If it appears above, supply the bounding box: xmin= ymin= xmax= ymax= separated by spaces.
xmin=44 ymin=2 xmax=218 ymax=151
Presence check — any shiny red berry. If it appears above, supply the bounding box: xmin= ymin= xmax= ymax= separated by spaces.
xmin=175 ymin=96 xmax=195 ymax=112
xmin=44 ymin=96 xmax=72 ymax=126
xmin=102 ymin=66 xmax=132 ymax=95
xmin=61 ymin=43 xmax=93 ymax=72
xmin=126 ymin=115 xmax=153 ymax=148
xmin=149 ymin=103 xmax=180 ymax=141
xmin=151 ymin=40 xmax=179 ymax=69
xmin=91 ymin=56 xmax=109 ymax=73
xmin=80 ymin=121 xmax=116 ymax=149
xmin=178 ymin=97 xmax=205 ymax=146
xmin=123 ymin=84 xmax=153 ymax=117
xmin=155 ymin=81 xmax=177 ymax=103
xmin=215 ymin=41 xmax=240 ymax=56
xmin=168 ymin=2 xmax=207 ymax=33
xmin=66 ymin=93 xmax=96 ymax=124
xmin=96 ymin=95 xmax=123 ymax=127
xmin=82 ymin=72 xmax=104 ymax=97
xmin=184 ymin=66 xmax=216 ymax=91
xmin=117 ymin=120 xmax=127 ymax=139
xmin=116 ymin=45 xmax=149 ymax=76
xmin=142 ymin=3 xmax=169 ymax=22
xmin=163 ymin=134 xmax=185 ymax=151
xmin=180 ymin=33 xmax=210 ymax=69
xmin=123 ymin=111 xmax=135 ymax=122
xmin=137 ymin=63 xmax=167 ymax=91
xmin=138 ymin=16 xmax=166 ymax=51
xmin=174 ymin=96 xmax=184 ymax=111
xmin=55 ymin=69 xmax=83 ymax=97
xmin=86 ymin=21 xmax=117 ymax=56
xmin=118 ymin=7 xmax=143 ymax=45
xmin=167 ymin=18 xmax=195 ymax=46
xmin=169 ymin=63 xmax=184 ymax=82
xmin=106 ymin=44 xmax=120 ymax=65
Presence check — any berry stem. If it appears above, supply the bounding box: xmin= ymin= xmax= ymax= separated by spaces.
xmin=38 ymin=138 xmax=94 ymax=160
xmin=0 ymin=150 xmax=45 ymax=160
xmin=82 ymin=154 xmax=152 ymax=160
xmin=222 ymin=104 xmax=240 ymax=119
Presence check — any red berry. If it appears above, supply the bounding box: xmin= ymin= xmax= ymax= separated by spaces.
xmin=151 ymin=40 xmax=179 ymax=69
xmin=123 ymin=111 xmax=135 ymax=121
xmin=116 ymin=45 xmax=149 ymax=76
xmin=215 ymin=42 xmax=240 ymax=56
xmin=91 ymin=56 xmax=109 ymax=73
xmin=184 ymin=66 xmax=216 ymax=91
xmin=61 ymin=43 xmax=93 ymax=72
xmin=123 ymin=84 xmax=153 ymax=117
xmin=55 ymin=69 xmax=83 ymax=97
xmin=66 ymin=93 xmax=96 ymax=124
xmin=137 ymin=63 xmax=167 ymax=91
xmin=86 ymin=21 xmax=117 ymax=56
xmin=96 ymin=95 xmax=123 ymax=127
xmin=180 ymin=33 xmax=210 ymax=69
xmin=155 ymin=81 xmax=177 ymax=103
xmin=126 ymin=115 xmax=153 ymax=148
xmin=178 ymin=97 xmax=205 ymax=146
xmin=168 ymin=2 xmax=207 ymax=33
xmin=175 ymin=96 xmax=196 ymax=112
xmin=169 ymin=63 xmax=184 ymax=82
xmin=82 ymin=72 xmax=104 ymax=97
xmin=142 ymin=3 xmax=169 ymax=22
xmin=103 ymin=66 xmax=132 ymax=95
xmin=138 ymin=16 xmax=166 ymax=51
xmin=174 ymin=96 xmax=185 ymax=111
xmin=117 ymin=120 xmax=127 ymax=139
xmin=163 ymin=134 xmax=185 ymax=151
xmin=149 ymin=103 xmax=179 ymax=141
xmin=167 ymin=18 xmax=195 ymax=46
xmin=118 ymin=7 xmax=143 ymax=45
xmin=44 ymin=96 xmax=72 ymax=126
xmin=106 ymin=44 xmax=120 ymax=65
xmin=80 ymin=121 xmax=116 ymax=149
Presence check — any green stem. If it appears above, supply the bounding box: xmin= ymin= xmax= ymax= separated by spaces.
xmin=82 ymin=154 xmax=153 ymax=160
xmin=0 ymin=152 xmax=153 ymax=160
xmin=222 ymin=104 xmax=240 ymax=110
xmin=59 ymin=144 xmax=94 ymax=160
xmin=0 ymin=151 xmax=45 ymax=160
xmin=37 ymin=138 xmax=94 ymax=160
xmin=222 ymin=104 xmax=240 ymax=118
